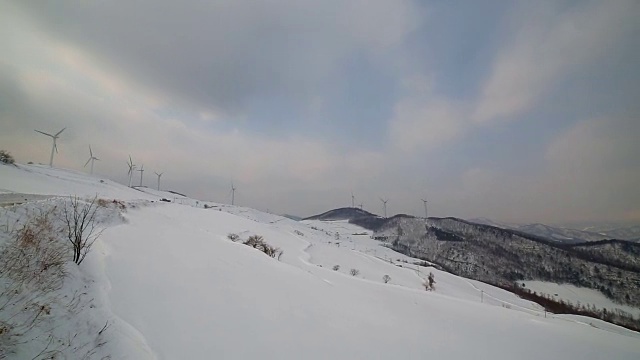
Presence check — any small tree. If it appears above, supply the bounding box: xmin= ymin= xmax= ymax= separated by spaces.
xmin=332 ymin=265 xmax=340 ymax=271
xmin=425 ymin=272 xmax=436 ymax=291
xmin=63 ymin=196 xmax=102 ymax=265
xmin=350 ymin=268 xmax=360 ymax=276
xmin=383 ymin=274 xmax=391 ymax=284
xmin=0 ymin=150 xmax=15 ymax=165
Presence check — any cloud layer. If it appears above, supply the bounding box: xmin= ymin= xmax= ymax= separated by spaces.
xmin=1 ymin=0 xmax=638 ymax=224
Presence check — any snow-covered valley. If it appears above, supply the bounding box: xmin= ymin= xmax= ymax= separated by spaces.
xmin=1 ymin=164 xmax=640 ymax=359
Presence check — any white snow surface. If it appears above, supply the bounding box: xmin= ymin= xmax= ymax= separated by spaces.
xmin=1 ymin=163 xmax=640 ymax=359
xmin=523 ymin=281 xmax=640 ymax=318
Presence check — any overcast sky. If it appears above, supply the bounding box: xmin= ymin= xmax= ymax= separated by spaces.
xmin=1 ymin=0 xmax=638 ymax=224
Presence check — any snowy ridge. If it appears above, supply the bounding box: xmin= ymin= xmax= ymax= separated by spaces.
xmin=1 ymin=163 xmax=640 ymax=359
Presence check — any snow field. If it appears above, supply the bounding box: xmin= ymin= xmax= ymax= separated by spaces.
xmin=102 ymin=204 xmax=640 ymax=359
xmin=523 ymin=281 xmax=640 ymax=318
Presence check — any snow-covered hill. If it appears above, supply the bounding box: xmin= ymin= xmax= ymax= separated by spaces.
xmin=1 ymin=163 xmax=640 ymax=359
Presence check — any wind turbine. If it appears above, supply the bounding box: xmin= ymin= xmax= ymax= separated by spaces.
xmin=351 ymin=191 xmax=355 ymax=208
xmin=83 ymin=145 xmax=99 ymax=175
xmin=34 ymin=127 xmax=65 ymax=166
xmin=127 ymin=156 xmax=136 ymax=187
xmin=421 ymin=198 xmax=428 ymax=219
xmin=359 ymin=203 xmax=364 ymax=210
xmin=154 ymin=171 xmax=163 ymax=191
xmin=137 ymin=164 xmax=145 ymax=187
xmin=379 ymin=198 xmax=388 ymax=218
xmin=231 ymin=183 xmax=237 ymax=206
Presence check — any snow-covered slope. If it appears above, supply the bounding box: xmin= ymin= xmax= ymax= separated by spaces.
xmin=2 ymin=163 xmax=640 ymax=359
xmin=0 ymin=163 xmax=157 ymax=201
xmin=523 ymin=281 xmax=640 ymax=318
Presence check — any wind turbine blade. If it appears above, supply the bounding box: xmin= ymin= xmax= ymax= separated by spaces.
xmin=34 ymin=129 xmax=53 ymax=137
xmin=55 ymin=127 xmax=66 ymax=136
xmin=84 ymin=158 xmax=91 ymax=167
xmin=89 ymin=145 xmax=93 ymax=157
xmin=54 ymin=143 xmax=58 ymax=153
xmin=94 ymin=157 xmax=100 ymax=161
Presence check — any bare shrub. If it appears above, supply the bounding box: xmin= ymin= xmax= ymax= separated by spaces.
xmin=332 ymin=265 xmax=340 ymax=271
xmin=350 ymin=268 xmax=360 ymax=276
xmin=0 ymin=150 xmax=15 ymax=165
xmin=96 ymin=199 xmax=126 ymax=211
xmin=63 ymin=196 xmax=103 ymax=265
xmin=227 ymin=233 xmax=240 ymax=242
xmin=383 ymin=274 xmax=391 ymax=283
xmin=97 ymin=198 xmax=109 ymax=208
xmin=243 ymin=235 xmax=282 ymax=259
xmin=424 ymin=272 xmax=436 ymax=291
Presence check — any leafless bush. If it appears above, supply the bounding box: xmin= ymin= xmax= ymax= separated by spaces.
xmin=243 ymin=235 xmax=282 ymax=259
xmin=332 ymin=265 xmax=340 ymax=271
xmin=424 ymin=272 xmax=436 ymax=291
xmin=0 ymin=150 xmax=15 ymax=165
xmin=350 ymin=268 xmax=360 ymax=276
xmin=227 ymin=233 xmax=240 ymax=242
xmin=63 ymin=196 xmax=103 ymax=265
xmin=383 ymin=274 xmax=391 ymax=283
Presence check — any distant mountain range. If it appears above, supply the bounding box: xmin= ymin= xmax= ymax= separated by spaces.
xmin=469 ymin=218 xmax=640 ymax=243
xmin=304 ymin=208 xmax=640 ymax=310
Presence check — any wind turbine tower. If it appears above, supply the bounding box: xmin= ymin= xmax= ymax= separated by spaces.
xmin=154 ymin=172 xmax=163 ymax=191
xmin=231 ymin=183 xmax=237 ymax=206
xmin=380 ymin=198 xmax=389 ymax=218
xmin=127 ymin=156 xmax=136 ymax=187
xmin=351 ymin=192 xmax=355 ymax=208
xmin=137 ymin=164 xmax=145 ymax=187
xmin=421 ymin=199 xmax=428 ymax=219
xmin=84 ymin=145 xmax=99 ymax=175
xmin=34 ymin=127 xmax=66 ymax=167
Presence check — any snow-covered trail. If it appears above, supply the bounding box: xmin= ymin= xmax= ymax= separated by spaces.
xmin=102 ymin=204 xmax=640 ymax=359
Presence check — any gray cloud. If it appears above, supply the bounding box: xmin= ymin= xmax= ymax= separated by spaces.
xmin=13 ymin=1 xmax=420 ymax=116
xmin=1 ymin=0 xmax=639 ymax=224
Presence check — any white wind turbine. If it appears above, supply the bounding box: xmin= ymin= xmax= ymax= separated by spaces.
xmin=83 ymin=145 xmax=99 ymax=175
xmin=154 ymin=172 xmax=163 ymax=191
xmin=34 ymin=127 xmax=65 ymax=167
xmin=127 ymin=156 xmax=136 ymax=187
xmin=351 ymin=191 xmax=355 ymax=208
xmin=379 ymin=198 xmax=388 ymax=218
xmin=421 ymin=198 xmax=428 ymax=219
xmin=137 ymin=164 xmax=145 ymax=187
xmin=230 ymin=183 xmax=237 ymax=206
